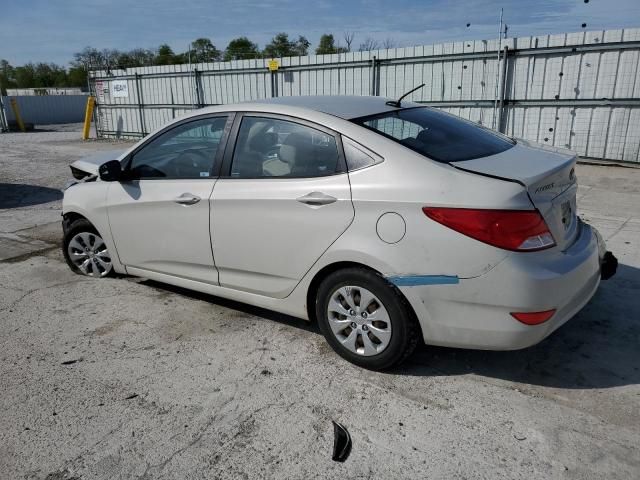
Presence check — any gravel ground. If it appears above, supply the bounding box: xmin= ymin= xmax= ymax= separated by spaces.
xmin=1 ymin=125 xmax=639 ymax=479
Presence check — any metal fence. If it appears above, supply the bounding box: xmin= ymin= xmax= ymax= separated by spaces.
xmin=2 ymin=95 xmax=89 ymax=125
xmin=6 ymin=88 xmax=86 ymax=96
xmin=0 ymin=97 xmax=8 ymax=132
xmin=90 ymin=28 xmax=640 ymax=163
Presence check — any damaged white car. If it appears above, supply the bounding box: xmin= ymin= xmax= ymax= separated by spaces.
xmin=62 ymin=95 xmax=617 ymax=369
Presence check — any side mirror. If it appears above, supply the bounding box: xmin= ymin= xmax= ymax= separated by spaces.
xmin=99 ymin=160 xmax=122 ymax=182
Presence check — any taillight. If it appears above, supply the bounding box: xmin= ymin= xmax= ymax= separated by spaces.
xmin=422 ymin=207 xmax=555 ymax=252
xmin=510 ymin=309 xmax=556 ymax=325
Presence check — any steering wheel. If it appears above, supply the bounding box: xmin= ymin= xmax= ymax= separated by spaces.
xmin=175 ymin=149 xmax=212 ymax=178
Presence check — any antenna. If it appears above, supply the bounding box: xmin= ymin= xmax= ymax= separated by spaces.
xmin=385 ymin=83 xmax=426 ymax=108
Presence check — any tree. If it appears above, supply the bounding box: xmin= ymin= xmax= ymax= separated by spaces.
xmin=14 ymin=64 xmax=36 ymax=88
xmin=33 ymin=63 xmax=68 ymax=87
xmin=0 ymin=62 xmax=70 ymax=89
xmin=224 ymin=37 xmax=261 ymax=61
xmin=190 ymin=38 xmax=221 ymax=63
xmin=0 ymin=59 xmax=16 ymax=94
xmin=382 ymin=38 xmax=397 ymax=49
xmin=119 ymin=48 xmax=155 ymax=67
xmin=343 ymin=31 xmax=355 ymax=52
xmin=101 ymin=49 xmax=122 ymax=69
xmin=263 ymin=33 xmax=310 ymax=58
xmin=156 ymin=44 xmax=176 ymax=65
xmin=72 ymin=47 xmax=105 ymax=70
xmin=315 ymin=34 xmax=348 ymax=55
xmin=358 ymin=37 xmax=380 ymax=52
xmin=67 ymin=66 xmax=87 ymax=88
xmin=292 ymin=35 xmax=310 ymax=56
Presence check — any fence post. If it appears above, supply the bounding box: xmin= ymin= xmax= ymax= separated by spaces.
xmin=82 ymin=96 xmax=96 ymax=140
xmin=134 ymin=73 xmax=146 ymax=135
xmin=497 ymin=46 xmax=510 ymax=133
xmin=0 ymin=95 xmax=7 ymax=132
xmin=9 ymin=98 xmax=26 ymax=132
xmin=86 ymin=71 xmax=100 ymax=138
xmin=0 ymin=79 xmax=8 ymax=132
xmin=194 ymin=68 xmax=203 ymax=107
xmin=270 ymin=70 xmax=278 ymax=97
xmin=370 ymin=56 xmax=377 ymax=96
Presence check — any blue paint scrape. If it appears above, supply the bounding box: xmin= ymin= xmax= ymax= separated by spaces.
xmin=387 ymin=275 xmax=460 ymax=287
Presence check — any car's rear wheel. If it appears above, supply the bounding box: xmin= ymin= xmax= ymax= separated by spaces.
xmin=315 ymin=267 xmax=419 ymax=370
xmin=63 ymin=219 xmax=113 ymax=278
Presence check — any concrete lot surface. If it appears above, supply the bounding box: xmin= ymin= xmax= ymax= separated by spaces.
xmin=1 ymin=125 xmax=639 ymax=479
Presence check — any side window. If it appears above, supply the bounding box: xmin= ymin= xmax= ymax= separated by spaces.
xmin=231 ymin=117 xmax=340 ymax=178
xmin=128 ymin=116 xmax=228 ymax=179
xmin=342 ymin=137 xmax=383 ymax=171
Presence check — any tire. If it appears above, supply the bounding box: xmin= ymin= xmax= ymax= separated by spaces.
xmin=62 ymin=218 xmax=114 ymax=278
xmin=315 ymin=267 xmax=419 ymax=370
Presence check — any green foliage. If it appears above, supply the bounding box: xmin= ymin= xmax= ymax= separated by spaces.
xmin=263 ymin=33 xmax=310 ymax=58
xmin=190 ymin=38 xmax=221 ymax=63
xmin=0 ymin=60 xmax=72 ymax=92
xmin=66 ymin=66 xmax=88 ymax=87
xmin=0 ymin=59 xmax=16 ymax=94
xmin=0 ymin=32 xmax=363 ymax=91
xmin=156 ymin=44 xmax=175 ymax=65
xmin=315 ymin=34 xmax=348 ymax=55
xmin=224 ymin=37 xmax=261 ymax=61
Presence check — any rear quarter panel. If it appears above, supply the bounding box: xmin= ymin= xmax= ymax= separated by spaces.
xmin=324 ymin=140 xmax=535 ymax=280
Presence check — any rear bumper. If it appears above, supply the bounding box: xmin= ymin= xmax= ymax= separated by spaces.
xmin=399 ymin=220 xmax=603 ymax=350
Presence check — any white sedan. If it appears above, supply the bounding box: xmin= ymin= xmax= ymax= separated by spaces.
xmin=62 ymin=95 xmax=617 ymax=370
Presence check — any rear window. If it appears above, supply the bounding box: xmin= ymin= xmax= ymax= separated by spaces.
xmin=353 ymin=107 xmax=514 ymax=163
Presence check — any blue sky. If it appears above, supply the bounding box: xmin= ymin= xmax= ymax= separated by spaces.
xmin=1 ymin=0 xmax=639 ymax=65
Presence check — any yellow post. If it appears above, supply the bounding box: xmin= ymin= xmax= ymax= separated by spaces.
xmin=9 ymin=98 xmax=26 ymax=132
xmin=82 ymin=96 xmax=96 ymax=140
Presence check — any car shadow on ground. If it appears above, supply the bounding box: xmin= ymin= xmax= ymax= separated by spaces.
xmin=139 ymin=279 xmax=319 ymax=335
xmin=0 ymin=183 xmax=63 ymax=208
xmin=140 ymin=263 xmax=640 ymax=390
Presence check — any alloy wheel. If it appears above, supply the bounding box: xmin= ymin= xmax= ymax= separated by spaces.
xmin=326 ymin=285 xmax=392 ymax=356
xmin=67 ymin=232 xmax=112 ymax=278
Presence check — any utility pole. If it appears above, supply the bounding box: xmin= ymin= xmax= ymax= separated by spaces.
xmin=492 ymin=8 xmax=504 ymax=130
xmin=188 ymin=43 xmax=196 ymax=109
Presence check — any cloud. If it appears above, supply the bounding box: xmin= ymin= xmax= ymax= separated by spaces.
xmin=1 ymin=0 xmax=638 ymax=65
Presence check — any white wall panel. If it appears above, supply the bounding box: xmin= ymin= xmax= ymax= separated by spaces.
xmin=87 ymin=29 xmax=640 ymax=162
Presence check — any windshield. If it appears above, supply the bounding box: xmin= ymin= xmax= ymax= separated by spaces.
xmin=353 ymin=107 xmax=515 ymax=163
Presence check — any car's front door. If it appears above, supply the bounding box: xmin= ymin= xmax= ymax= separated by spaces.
xmin=210 ymin=114 xmax=354 ymax=298
xmin=107 ymin=114 xmax=231 ymax=283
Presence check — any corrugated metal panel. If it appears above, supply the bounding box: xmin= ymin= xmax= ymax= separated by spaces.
xmin=2 ymin=95 xmax=88 ymax=124
xmin=89 ymin=27 xmax=640 ymax=162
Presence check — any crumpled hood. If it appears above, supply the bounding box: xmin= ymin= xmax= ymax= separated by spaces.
xmin=70 ymin=149 xmax=126 ymax=178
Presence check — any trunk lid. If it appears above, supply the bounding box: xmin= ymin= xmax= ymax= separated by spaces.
xmin=452 ymin=139 xmax=579 ymax=251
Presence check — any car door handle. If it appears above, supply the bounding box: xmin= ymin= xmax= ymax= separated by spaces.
xmin=296 ymin=192 xmax=337 ymax=206
xmin=174 ymin=193 xmax=201 ymax=205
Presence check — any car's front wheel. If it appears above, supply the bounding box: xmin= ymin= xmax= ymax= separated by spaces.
xmin=315 ymin=267 xmax=419 ymax=370
xmin=63 ymin=218 xmax=113 ymax=278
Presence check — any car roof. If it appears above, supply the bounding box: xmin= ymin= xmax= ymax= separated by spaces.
xmin=242 ymin=95 xmax=417 ymax=120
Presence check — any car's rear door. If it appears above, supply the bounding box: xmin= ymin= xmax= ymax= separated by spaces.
xmin=210 ymin=113 xmax=354 ymax=298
